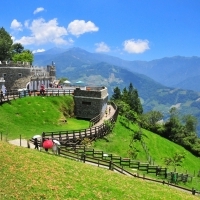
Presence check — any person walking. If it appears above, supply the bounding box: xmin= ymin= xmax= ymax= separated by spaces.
xmin=109 ymin=107 xmax=111 ymax=115
xmin=34 ymin=138 xmax=39 ymax=150
xmin=52 ymin=142 xmax=58 ymax=154
xmin=105 ymin=109 xmax=108 ymax=117
xmin=0 ymin=89 xmax=4 ymax=100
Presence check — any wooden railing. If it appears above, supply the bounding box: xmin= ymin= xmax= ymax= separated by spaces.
xmin=56 ymin=146 xmax=199 ymax=196
xmin=0 ymin=89 xmax=75 ymax=104
xmin=41 ymin=105 xmax=118 ymax=146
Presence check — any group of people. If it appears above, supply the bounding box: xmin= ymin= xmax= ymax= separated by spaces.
xmin=49 ymin=82 xmax=62 ymax=88
xmin=33 ymin=138 xmax=60 ymax=154
xmin=105 ymin=107 xmax=111 ymax=117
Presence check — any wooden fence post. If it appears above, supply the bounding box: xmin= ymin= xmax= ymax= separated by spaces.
xmin=138 ymin=162 xmax=140 ymax=170
xmin=143 ymin=174 xmax=145 ymax=179
xmin=83 ymin=154 xmax=86 ymax=163
xmin=192 ymin=188 xmax=196 ymax=195
xmin=165 ymin=168 xmax=167 ymax=178
xmin=198 ymin=170 xmax=200 ymax=177
xmin=109 ymin=161 xmax=113 ymax=170
xmin=20 ymin=134 xmax=21 ymax=146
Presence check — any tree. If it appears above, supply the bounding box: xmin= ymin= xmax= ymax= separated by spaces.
xmin=115 ymin=100 xmax=130 ymax=116
xmin=0 ymin=27 xmax=13 ymax=61
xmin=140 ymin=111 xmax=163 ymax=132
xmin=59 ymin=77 xmax=68 ymax=85
xmin=128 ymin=126 xmax=147 ymax=159
xmin=127 ymin=83 xmax=143 ymax=114
xmin=182 ymin=115 xmax=197 ymax=134
xmin=125 ymin=110 xmax=137 ymax=127
xmin=111 ymin=86 xmax=121 ymax=100
xmin=121 ymin=87 xmax=129 ymax=102
xmin=163 ymin=107 xmax=182 ymax=140
xmin=11 ymin=43 xmax=24 ymax=54
xmin=12 ymin=49 xmax=33 ymax=64
xmin=163 ymin=152 xmax=186 ymax=170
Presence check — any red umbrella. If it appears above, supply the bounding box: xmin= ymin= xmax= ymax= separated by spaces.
xmin=43 ymin=140 xmax=53 ymax=149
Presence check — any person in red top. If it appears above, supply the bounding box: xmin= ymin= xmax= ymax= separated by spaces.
xmin=40 ymin=84 xmax=45 ymax=95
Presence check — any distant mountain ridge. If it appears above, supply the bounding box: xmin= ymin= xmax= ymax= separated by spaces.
xmin=34 ymin=47 xmax=200 ymax=92
xmin=33 ymin=47 xmax=200 ymax=136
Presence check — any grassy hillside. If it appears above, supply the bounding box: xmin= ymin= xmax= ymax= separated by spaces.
xmin=94 ymin=116 xmax=200 ymax=189
xmin=1 ymin=97 xmax=200 ymax=197
xmin=0 ymin=141 xmax=199 ymax=200
xmin=0 ymin=96 xmax=89 ymax=140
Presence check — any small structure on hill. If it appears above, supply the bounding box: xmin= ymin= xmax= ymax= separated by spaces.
xmin=73 ymin=86 xmax=108 ymax=119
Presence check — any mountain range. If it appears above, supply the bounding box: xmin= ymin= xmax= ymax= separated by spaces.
xmin=33 ymin=47 xmax=200 ymax=136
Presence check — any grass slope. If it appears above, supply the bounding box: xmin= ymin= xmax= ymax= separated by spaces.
xmin=0 ymin=96 xmax=89 ymax=140
xmin=0 ymin=142 xmax=199 ymax=200
xmin=94 ymin=116 xmax=200 ymax=190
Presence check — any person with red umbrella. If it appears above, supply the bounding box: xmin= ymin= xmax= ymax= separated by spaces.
xmin=43 ymin=138 xmax=53 ymax=152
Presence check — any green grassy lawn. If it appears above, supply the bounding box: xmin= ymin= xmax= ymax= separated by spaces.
xmin=0 ymin=96 xmax=89 ymax=140
xmin=0 ymin=141 xmax=199 ymax=200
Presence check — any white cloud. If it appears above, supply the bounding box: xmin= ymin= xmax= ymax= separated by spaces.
xmin=33 ymin=7 xmax=44 ymax=14
xmin=32 ymin=49 xmax=45 ymax=54
xmin=95 ymin=42 xmax=110 ymax=52
xmin=10 ymin=19 xmax=23 ymax=31
xmin=67 ymin=20 xmax=99 ymax=36
xmin=14 ymin=18 xmax=68 ymax=46
xmin=123 ymin=39 xmax=150 ymax=54
xmin=11 ymin=36 xmax=15 ymax=41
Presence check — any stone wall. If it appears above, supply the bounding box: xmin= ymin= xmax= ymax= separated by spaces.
xmin=74 ymin=87 xmax=108 ymax=119
xmin=0 ymin=67 xmax=31 ymax=90
xmin=74 ymin=87 xmax=107 ymax=98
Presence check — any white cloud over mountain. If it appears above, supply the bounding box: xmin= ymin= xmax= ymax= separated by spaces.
xmin=14 ymin=18 xmax=69 ymax=46
xmin=67 ymin=20 xmax=99 ymax=36
xmin=123 ymin=39 xmax=150 ymax=54
xmin=95 ymin=42 xmax=110 ymax=52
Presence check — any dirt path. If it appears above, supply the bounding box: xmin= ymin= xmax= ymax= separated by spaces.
xmin=8 ymin=139 xmax=35 ymax=149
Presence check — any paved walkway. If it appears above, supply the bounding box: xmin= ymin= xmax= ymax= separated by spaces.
xmin=93 ymin=105 xmax=115 ymax=127
xmin=8 ymin=139 xmax=35 ymax=149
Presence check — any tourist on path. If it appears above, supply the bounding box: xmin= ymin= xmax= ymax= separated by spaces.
xmin=34 ymin=138 xmax=39 ymax=150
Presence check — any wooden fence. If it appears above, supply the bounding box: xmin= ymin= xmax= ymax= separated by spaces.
xmin=40 ymin=102 xmax=118 ymax=146
xmin=63 ymin=145 xmax=167 ymax=176
xmin=0 ymin=89 xmax=75 ymax=104
xmin=60 ymin=145 xmax=197 ymax=184
xmin=55 ymin=146 xmax=200 ymax=196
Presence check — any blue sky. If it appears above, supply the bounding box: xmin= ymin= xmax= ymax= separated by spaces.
xmin=1 ymin=0 xmax=200 ymax=61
